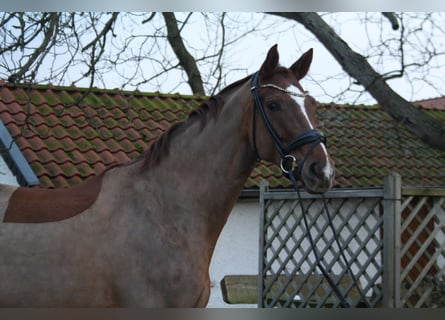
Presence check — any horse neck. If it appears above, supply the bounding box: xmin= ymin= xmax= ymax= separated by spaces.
xmin=142 ymin=82 xmax=255 ymax=245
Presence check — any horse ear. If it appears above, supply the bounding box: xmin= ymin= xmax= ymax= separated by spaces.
xmin=290 ymin=48 xmax=313 ymax=80
xmin=259 ymin=44 xmax=279 ymax=79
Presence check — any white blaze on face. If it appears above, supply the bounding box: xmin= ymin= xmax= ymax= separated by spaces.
xmin=288 ymin=85 xmax=313 ymax=130
xmin=320 ymin=143 xmax=335 ymax=181
xmin=288 ymin=85 xmax=334 ymax=182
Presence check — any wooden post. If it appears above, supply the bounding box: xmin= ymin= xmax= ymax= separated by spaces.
xmin=382 ymin=173 xmax=402 ymax=308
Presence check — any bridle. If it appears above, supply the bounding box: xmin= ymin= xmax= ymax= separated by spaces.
xmin=250 ymin=71 xmax=326 ymax=175
xmin=250 ymin=71 xmax=371 ymax=308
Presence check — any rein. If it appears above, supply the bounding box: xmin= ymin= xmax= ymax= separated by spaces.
xmin=251 ymin=71 xmax=371 ymax=308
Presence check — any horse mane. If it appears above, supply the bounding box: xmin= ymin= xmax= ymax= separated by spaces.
xmin=140 ymin=75 xmax=252 ymax=170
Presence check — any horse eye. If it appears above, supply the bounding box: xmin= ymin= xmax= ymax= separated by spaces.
xmin=267 ymin=102 xmax=281 ymax=112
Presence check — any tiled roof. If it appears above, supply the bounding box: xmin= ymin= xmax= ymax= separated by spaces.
xmin=316 ymin=103 xmax=445 ymax=188
xmin=0 ymin=82 xmax=444 ymax=189
xmin=414 ymin=96 xmax=445 ymax=110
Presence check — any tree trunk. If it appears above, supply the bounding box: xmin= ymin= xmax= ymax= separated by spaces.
xmin=269 ymin=12 xmax=445 ymax=150
xmin=162 ymin=12 xmax=205 ymax=96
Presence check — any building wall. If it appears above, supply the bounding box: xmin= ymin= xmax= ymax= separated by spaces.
xmin=0 ymin=156 xmax=19 ymax=186
xmin=207 ymin=199 xmax=259 ymax=308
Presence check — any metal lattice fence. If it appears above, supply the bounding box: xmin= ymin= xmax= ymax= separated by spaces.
xmin=258 ymin=173 xmax=445 ymax=308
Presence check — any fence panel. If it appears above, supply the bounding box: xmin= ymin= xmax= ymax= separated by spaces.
xmin=399 ymin=188 xmax=445 ymax=307
xmin=259 ymin=183 xmax=384 ymax=307
xmin=258 ymin=175 xmax=445 ymax=308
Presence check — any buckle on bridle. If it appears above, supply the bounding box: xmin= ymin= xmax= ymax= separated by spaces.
xmin=280 ymin=154 xmax=298 ymax=174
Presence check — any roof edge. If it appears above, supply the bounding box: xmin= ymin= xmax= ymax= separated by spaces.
xmin=0 ymin=80 xmax=206 ymax=101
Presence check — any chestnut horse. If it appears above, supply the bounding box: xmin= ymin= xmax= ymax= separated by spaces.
xmin=0 ymin=45 xmax=334 ymax=307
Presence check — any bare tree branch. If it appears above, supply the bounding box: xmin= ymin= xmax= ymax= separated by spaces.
xmin=82 ymin=12 xmax=119 ymax=52
xmin=209 ymin=13 xmax=226 ymax=96
xmin=142 ymin=13 xmax=156 ymax=24
xmin=268 ymin=12 xmax=445 ymax=150
xmin=7 ymin=13 xmax=59 ymax=83
xmin=161 ymin=12 xmax=205 ymax=95
xmin=382 ymin=12 xmax=400 ymax=30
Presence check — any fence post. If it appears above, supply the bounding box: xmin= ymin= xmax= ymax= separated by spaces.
xmin=382 ymin=173 xmax=402 ymax=307
xmin=258 ymin=180 xmax=269 ymax=308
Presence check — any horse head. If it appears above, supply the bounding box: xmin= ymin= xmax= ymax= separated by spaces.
xmin=250 ymin=44 xmax=335 ymax=193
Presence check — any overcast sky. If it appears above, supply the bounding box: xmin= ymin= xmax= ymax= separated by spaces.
xmin=82 ymin=12 xmax=445 ymax=105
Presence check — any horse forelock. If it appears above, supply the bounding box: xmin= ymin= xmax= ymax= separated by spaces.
xmin=140 ymin=75 xmax=252 ymax=171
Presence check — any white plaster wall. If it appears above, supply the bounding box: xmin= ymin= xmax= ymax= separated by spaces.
xmin=0 ymin=156 xmax=19 ymax=186
xmin=207 ymin=199 xmax=259 ymax=308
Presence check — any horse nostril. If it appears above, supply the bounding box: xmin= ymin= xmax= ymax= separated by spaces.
xmin=309 ymin=162 xmax=319 ymax=178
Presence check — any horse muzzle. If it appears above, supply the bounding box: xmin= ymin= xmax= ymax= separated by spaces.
xmin=300 ymin=157 xmax=335 ymax=193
